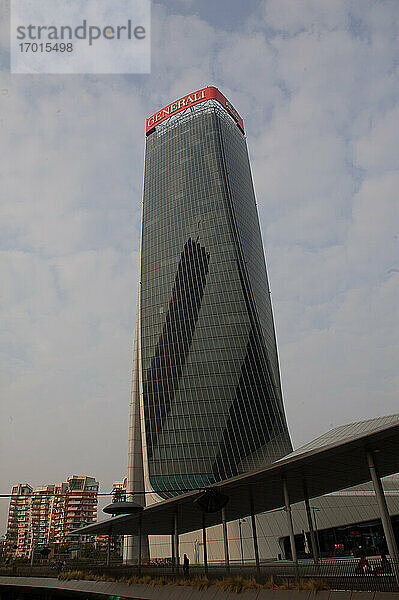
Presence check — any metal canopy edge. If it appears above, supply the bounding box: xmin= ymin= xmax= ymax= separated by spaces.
xmin=72 ymin=415 xmax=399 ymax=538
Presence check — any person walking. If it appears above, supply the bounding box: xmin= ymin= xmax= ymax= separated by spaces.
xmin=183 ymin=553 xmax=190 ymax=577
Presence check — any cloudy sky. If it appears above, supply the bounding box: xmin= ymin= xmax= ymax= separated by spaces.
xmin=1 ymin=0 xmax=399 ymax=533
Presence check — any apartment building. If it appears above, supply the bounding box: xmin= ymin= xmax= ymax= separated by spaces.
xmin=91 ymin=478 xmax=128 ymax=557
xmin=5 ymin=476 xmax=98 ymax=558
xmin=5 ymin=484 xmax=32 ymax=558
xmin=112 ymin=477 xmax=127 ymax=503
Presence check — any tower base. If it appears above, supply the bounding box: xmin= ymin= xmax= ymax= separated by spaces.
xmin=123 ymin=534 xmax=150 ymax=565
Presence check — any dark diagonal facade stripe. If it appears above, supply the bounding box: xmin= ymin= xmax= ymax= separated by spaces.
xmin=143 ymin=237 xmax=210 ymax=463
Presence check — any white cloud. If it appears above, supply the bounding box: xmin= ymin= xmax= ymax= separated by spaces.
xmin=354 ymin=104 xmax=399 ymax=175
xmin=259 ymin=0 xmax=348 ymax=35
xmin=281 ymin=273 xmax=399 ymax=447
xmin=346 ymin=171 xmax=399 ymax=280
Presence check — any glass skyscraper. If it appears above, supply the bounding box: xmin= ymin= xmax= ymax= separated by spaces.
xmin=127 ymin=88 xmax=292 ymax=516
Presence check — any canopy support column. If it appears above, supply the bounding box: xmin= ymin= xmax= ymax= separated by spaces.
xmin=202 ymin=512 xmax=208 ymax=575
xmin=106 ymin=529 xmax=111 ymax=567
xmin=283 ymin=477 xmax=297 ymax=564
xmin=303 ymin=481 xmax=318 ymax=564
xmin=138 ymin=515 xmax=142 ymax=575
xmin=367 ymin=450 xmax=399 ymax=571
xmin=171 ymin=518 xmax=175 ymax=574
xmin=221 ymin=508 xmax=230 ymax=573
xmin=174 ymin=511 xmax=179 ymax=574
xmin=249 ymin=490 xmax=260 ymax=574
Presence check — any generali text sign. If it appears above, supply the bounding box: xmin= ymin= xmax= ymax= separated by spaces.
xmin=146 ymin=86 xmax=244 ymax=134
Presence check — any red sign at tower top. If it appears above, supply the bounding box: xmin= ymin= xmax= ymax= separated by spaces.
xmin=146 ymin=86 xmax=244 ymax=134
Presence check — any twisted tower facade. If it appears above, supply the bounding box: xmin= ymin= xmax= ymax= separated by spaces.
xmin=125 ymin=87 xmax=292 ymax=561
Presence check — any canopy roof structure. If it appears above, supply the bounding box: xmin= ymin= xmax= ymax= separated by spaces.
xmin=73 ymin=414 xmax=399 ymax=538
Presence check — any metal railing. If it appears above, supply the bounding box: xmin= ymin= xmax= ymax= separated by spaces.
xmin=270 ymin=558 xmax=399 ymax=593
xmin=1 ymin=558 xmax=398 ymax=593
